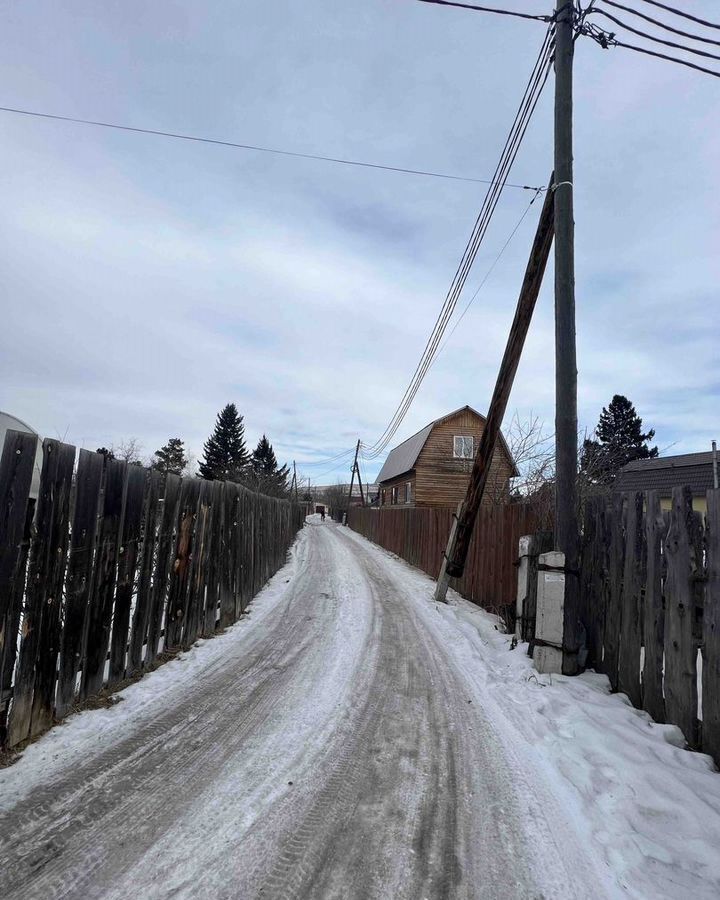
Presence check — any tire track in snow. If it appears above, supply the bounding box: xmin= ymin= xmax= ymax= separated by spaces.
xmin=1 ymin=520 xmax=606 ymax=899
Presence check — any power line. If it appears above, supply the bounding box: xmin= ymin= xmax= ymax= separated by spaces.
xmin=364 ymin=33 xmax=553 ymax=457
xmin=599 ymin=0 xmax=720 ymax=47
xmin=416 ymin=0 xmax=553 ymax=23
xmin=432 ymin=188 xmax=543 ymax=363
xmin=297 ymin=447 xmax=356 ymax=467
xmin=0 ymin=105 xmax=543 ymax=191
xmin=580 ymin=21 xmax=720 ymax=77
xmin=636 ymin=0 xmax=720 ymax=31
xmin=611 ymin=36 xmax=720 ymax=76
xmin=363 ymin=25 xmax=554 ymax=458
xmin=591 ymin=7 xmax=720 ymax=62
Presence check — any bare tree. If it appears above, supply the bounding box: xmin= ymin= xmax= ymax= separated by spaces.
xmin=112 ymin=437 xmax=144 ymax=466
xmin=322 ymin=482 xmax=349 ymax=522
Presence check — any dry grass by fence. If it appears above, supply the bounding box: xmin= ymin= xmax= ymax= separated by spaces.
xmin=348 ymin=503 xmax=538 ymax=615
xmin=578 ymin=486 xmax=720 ymax=765
xmin=0 ymin=431 xmax=305 ymax=750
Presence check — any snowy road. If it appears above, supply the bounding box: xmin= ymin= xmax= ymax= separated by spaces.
xmin=2 ymin=518 xmax=717 ymax=899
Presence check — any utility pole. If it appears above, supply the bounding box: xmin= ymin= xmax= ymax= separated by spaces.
xmin=292 ymin=461 xmax=299 ymax=501
xmin=554 ymin=0 xmax=581 ymax=675
xmin=434 ymin=184 xmax=555 ymax=603
xmin=346 ymin=439 xmax=361 ymax=522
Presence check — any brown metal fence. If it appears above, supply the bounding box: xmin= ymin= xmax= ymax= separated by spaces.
xmin=0 ymin=431 xmax=305 ymax=749
xmin=577 ymin=486 xmax=720 ymax=765
xmin=348 ymin=503 xmax=539 ymax=612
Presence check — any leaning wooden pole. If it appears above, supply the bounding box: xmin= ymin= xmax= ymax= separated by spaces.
xmin=434 ymin=182 xmax=554 ymax=603
xmin=346 ymin=439 xmax=360 ymax=522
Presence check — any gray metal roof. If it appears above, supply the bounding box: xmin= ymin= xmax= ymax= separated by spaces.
xmin=616 ymin=451 xmax=717 ymax=496
xmin=376 ymin=422 xmax=434 ymax=483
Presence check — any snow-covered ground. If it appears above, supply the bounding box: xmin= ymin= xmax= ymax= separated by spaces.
xmin=1 ymin=516 xmax=719 ymax=899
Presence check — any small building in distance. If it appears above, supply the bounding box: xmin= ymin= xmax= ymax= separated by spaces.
xmin=376 ymin=405 xmax=517 ymax=509
xmin=615 ymin=450 xmax=718 ymax=514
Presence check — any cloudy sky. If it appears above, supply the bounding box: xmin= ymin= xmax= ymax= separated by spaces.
xmin=1 ymin=0 xmax=718 ymax=484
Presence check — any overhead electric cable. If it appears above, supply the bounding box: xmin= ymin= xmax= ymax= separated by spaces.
xmin=416 ymin=0 xmax=553 ymax=23
xmin=635 ymin=0 xmax=720 ymax=31
xmin=432 ymin=188 xmax=543 ymax=363
xmin=610 ymin=36 xmax=720 ymax=76
xmin=364 ymin=33 xmax=553 ymax=457
xmin=598 ymin=0 xmax=720 ymax=47
xmin=591 ymin=8 xmax=720 ymax=61
xmin=581 ymin=22 xmax=720 ymax=77
xmin=363 ymin=25 xmax=554 ymax=458
xmin=0 ymin=105 xmax=542 ymax=191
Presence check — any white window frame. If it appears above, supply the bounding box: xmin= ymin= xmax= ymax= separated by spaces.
xmin=391 ymin=485 xmax=398 ymax=504
xmin=453 ymin=435 xmax=474 ymax=459
xmin=405 ymin=481 xmax=412 ymax=503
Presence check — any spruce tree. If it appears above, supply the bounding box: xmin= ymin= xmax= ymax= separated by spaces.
xmin=199 ymin=404 xmax=250 ymax=482
xmin=581 ymin=394 xmax=658 ymax=482
xmin=250 ymin=435 xmax=289 ymax=496
xmin=152 ymin=438 xmax=188 ymax=478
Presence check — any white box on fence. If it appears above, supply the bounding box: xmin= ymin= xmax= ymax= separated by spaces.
xmin=534 ymin=550 xmax=565 ymax=675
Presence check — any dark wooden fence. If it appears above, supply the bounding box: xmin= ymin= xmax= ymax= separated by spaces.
xmin=0 ymin=431 xmax=305 ymax=749
xmin=348 ymin=503 xmax=538 ymax=612
xmin=577 ymin=486 xmax=720 ymax=765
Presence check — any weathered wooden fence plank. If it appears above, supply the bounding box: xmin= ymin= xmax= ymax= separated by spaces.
xmin=703 ymin=489 xmax=720 ymax=764
xmin=145 ymin=473 xmax=181 ymax=664
xmin=108 ymin=465 xmax=147 ymax=687
xmin=642 ymin=490 xmax=666 ymax=724
xmin=603 ymin=494 xmax=626 ymax=691
xmin=618 ymin=491 xmax=644 ymax=708
xmin=664 ymin=486 xmax=699 ymax=747
xmin=204 ymin=480 xmax=225 ymax=636
xmin=55 ymin=449 xmax=104 ymax=719
xmin=8 ymin=439 xmax=75 ymax=745
xmin=81 ymin=458 xmax=128 ymax=699
xmin=184 ymin=479 xmax=212 ymax=648
xmin=127 ymin=468 xmax=163 ymax=676
xmin=0 ymin=431 xmax=38 ymax=739
xmin=165 ymin=477 xmax=201 ymax=649
xmin=219 ymin=482 xmax=235 ymax=627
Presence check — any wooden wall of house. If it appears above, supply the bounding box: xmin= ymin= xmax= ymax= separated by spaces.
xmin=379 ymin=473 xmax=416 ymax=507
xmin=414 ymin=409 xmax=513 ymax=508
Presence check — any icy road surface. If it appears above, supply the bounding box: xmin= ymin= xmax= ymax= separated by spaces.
xmin=2 ymin=518 xmax=719 ymax=899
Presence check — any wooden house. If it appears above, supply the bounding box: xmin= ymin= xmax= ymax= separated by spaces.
xmin=376 ymin=405 xmax=518 ymax=508
xmin=615 ymin=451 xmax=718 ymax=514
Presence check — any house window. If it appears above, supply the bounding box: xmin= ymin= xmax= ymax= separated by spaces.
xmin=381 ymin=489 xmax=386 ymax=506
xmin=453 ymin=435 xmax=474 ymax=459
xmin=405 ymin=481 xmax=412 ymax=503
xmin=391 ymin=486 xmax=398 ymax=505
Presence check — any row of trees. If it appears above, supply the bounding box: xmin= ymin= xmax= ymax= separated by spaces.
xmin=198 ymin=403 xmax=290 ymax=497
xmin=97 ymin=404 xmax=292 ymax=498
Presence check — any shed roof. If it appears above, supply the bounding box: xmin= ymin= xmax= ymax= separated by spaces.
xmin=615 ymin=451 xmax=717 ymax=496
xmin=376 ymin=405 xmax=518 ymax=484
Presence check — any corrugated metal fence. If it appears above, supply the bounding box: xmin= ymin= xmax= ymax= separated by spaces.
xmin=348 ymin=503 xmax=538 ymax=612
xmin=0 ymin=431 xmax=305 ymax=750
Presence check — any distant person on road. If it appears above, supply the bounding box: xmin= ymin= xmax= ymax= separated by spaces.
xmin=320 ymin=508 xmax=325 ymax=522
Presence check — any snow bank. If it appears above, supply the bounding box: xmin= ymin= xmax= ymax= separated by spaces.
xmin=342 ymin=527 xmax=720 ymax=900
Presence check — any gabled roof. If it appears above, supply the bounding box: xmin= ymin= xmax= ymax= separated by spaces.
xmin=616 ymin=451 xmax=717 ymax=496
xmin=376 ymin=405 xmax=518 ymax=484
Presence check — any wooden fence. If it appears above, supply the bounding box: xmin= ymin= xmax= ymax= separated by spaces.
xmin=577 ymin=486 xmax=720 ymax=765
xmin=348 ymin=503 xmax=539 ymax=612
xmin=0 ymin=431 xmax=305 ymax=749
